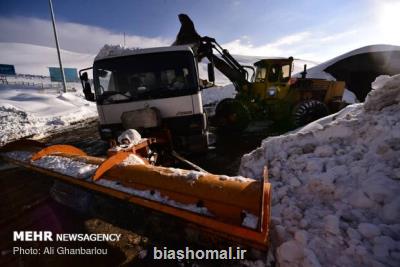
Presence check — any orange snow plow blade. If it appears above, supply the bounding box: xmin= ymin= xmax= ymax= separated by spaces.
xmin=0 ymin=140 xmax=271 ymax=250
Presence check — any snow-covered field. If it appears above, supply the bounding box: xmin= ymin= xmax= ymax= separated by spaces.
xmin=0 ymin=87 xmax=97 ymax=145
xmin=240 ymin=75 xmax=400 ymax=267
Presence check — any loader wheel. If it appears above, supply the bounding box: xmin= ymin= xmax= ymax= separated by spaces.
xmin=292 ymin=100 xmax=329 ymax=127
xmin=215 ymin=98 xmax=250 ymax=132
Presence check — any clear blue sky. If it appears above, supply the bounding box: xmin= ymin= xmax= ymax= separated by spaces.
xmin=1 ymin=0 xmax=398 ymax=61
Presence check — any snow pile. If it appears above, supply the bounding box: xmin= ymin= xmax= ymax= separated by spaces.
xmin=296 ymin=45 xmax=400 ymax=81
xmin=240 ymin=74 xmax=400 ymax=266
xmin=95 ymin=44 xmax=140 ymax=61
xmin=121 ymin=154 xmax=146 ymax=166
xmin=0 ymin=88 xmax=97 ymax=145
xmin=218 ymin=175 xmax=254 ymax=183
xmin=95 ymin=179 xmax=210 ymax=215
xmin=161 ymin=167 xmax=205 ymax=182
xmin=3 ymin=151 xmax=98 ymax=179
xmin=201 ymin=84 xmax=236 ymax=106
xmin=2 ymin=151 xmax=34 ymax=162
xmin=33 ymin=156 xmax=98 ymax=179
xmin=292 ymin=45 xmax=400 ymax=104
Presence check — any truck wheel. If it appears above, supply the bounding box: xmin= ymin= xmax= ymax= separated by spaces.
xmin=215 ymin=98 xmax=250 ymax=132
xmin=292 ymin=100 xmax=329 ymax=127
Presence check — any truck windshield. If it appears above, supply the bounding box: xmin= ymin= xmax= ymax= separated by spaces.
xmin=268 ymin=64 xmax=291 ymax=83
xmin=93 ymin=51 xmax=198 ymax=104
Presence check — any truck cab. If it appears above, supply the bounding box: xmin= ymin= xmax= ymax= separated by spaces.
xmin=251 ymin=57 xmax=293 ymax=100
xmin=81 ymin=45 xmax=210 ymax=153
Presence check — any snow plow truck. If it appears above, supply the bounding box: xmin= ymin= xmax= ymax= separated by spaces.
xmin=0 ymin=15 xmax=276 ymax=255
xmin=0 ymin=14 xmax=345 ymax=256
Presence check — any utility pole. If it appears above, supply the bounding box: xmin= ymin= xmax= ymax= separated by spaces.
xmin=124 ymin=32 xmax=126 ymax=47
xmin=48 ymin=0 xmax=67 ymax=93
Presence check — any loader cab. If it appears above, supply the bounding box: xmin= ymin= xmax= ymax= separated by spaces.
xmin=251 ymin=57 xmax=293 ymax=100
xmin=87 ymin=46 xmax=210 ymax=152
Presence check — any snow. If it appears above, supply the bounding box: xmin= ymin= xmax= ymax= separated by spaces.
xmin=296 ymin=44 xmax=400 ymax=82
xmin=201 ymin=84 xmax=236 ymax=105
xmin=343 ymin=89 xmax=358 ymax=104
xmin=218 ymin=175 xmax=254 ymax=183
xmin=33 ymin=155 xmax=98 ymax=179
xmin=242 ymin=211 xmax=259 ymax=229
xmin=293 ymin=45 xmax=400 ymax=104
xmin=0 ymin=87 xmax=97 ymax=146
xmin=239 ymin=74 xmax=400 ymax=267
xmin=365 ymin=75 xmax=400 ymax=111
xmin=1 ymin=150 xmax=210 ymax=215
xmin=3 ymin=151 xmax=98 ymax=179
xmin=120 ymin=154 xmax=146 ymax=166
xmin=2 ymin=151 xmax=33 ymax=162
xmin=160 ymin=167 xmax=205 ymax=182
xmin=95 ymin=179 xmax=210 ymax=215
xmin=95 ymin=44 xmax=193 ymax=61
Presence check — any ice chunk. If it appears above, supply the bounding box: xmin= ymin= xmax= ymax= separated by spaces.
xmin=276 ymin=240 xmax=304 ymax=263
xmin=294 ymin=230 xmax=308 ymax=245
xmin=382 ymin=196 xmax=400 ymax=223
xmin=358 ymin=223 xmax=380 ymax=239
xmin=365 ymin=74 xmax=400 ymax=111
xmin=314 ymin=145 xmax=334 ymax=157
xmin=348 ymin=190 xmax=375 ymax=209
xmin=324 ymin=215 xmax=340 ymax=235
xmin=121 ymin=154 xmax=145 ymax=166
xmin=242 ymin=211 xmax=259 ymax=229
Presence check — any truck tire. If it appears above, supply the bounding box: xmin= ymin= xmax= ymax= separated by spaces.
xmin=292 ymin=100 xmax=329 ymax=127
xmin=215 ymin=98 xmax=250 ymax=132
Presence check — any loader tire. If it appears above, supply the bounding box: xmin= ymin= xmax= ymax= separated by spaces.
xmin=215 ymin=98 xmax=250 ymax=132
xmin=292 ymin=100 xmax=329 ymax=127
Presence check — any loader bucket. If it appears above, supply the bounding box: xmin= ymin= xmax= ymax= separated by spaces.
xmin=0 ymin=140 xmax=271 ymax=251
xmin=172 ymin=14 xmax=202 ymax=46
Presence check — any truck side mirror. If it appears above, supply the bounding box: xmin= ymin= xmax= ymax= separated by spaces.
xmin=207 ymin=63 xmax=215 ymax=83
xmin=80 ymin=72 xmax=88 ymax=82
xmin=79 ymin=71 xmax=95 ymax=102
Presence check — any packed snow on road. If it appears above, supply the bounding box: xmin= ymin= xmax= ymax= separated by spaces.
xmin=240 ymin=74 xmax=400 ymax=267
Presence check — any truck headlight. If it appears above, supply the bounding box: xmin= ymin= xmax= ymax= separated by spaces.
xmin=267 ymin=87 xmax=277 ymax=97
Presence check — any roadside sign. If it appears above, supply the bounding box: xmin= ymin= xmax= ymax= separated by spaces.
xmin=49 ymin=67 xmax=79 ymax=82
xmin=0 ymin=64 xmax=16 ymax=75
